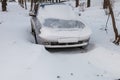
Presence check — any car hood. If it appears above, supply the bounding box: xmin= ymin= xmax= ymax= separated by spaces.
xmin=39 ymin=18 xmax=92 ymax=38
xmin=39 ymin=26 xmax=92 ymax=40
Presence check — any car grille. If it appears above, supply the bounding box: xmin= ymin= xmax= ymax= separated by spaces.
xmin=50 ymin=40 xmax=87 ymax=45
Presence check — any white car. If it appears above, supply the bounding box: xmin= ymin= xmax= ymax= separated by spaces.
xmin=31 ymin=3 xmax=91 ymax=48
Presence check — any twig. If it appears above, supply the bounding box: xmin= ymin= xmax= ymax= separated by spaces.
xmin=105 ymin=14 xmax=110 ymax=33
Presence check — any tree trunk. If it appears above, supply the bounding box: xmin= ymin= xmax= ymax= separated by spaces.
xmin=52 ymin=0 xmax=54 ymax=3
xmin=75 ymin=0 xmax=79 ymax=7
xmin=87 ymin=0 xmax=90 ymax=7
xmin=103 ymin=0 xmax=108 ymax=9
xmin=34 ymin=2 xmax=39 ymax=16
xmin=30 ymin=0 xmax=34 ymax=11
xmin=107 ymin=0 xmax=120 ymax=44
xmin=19 ymin=0 xmax=24 ymax=8
xmin=56 ymin=0 xmax=58 ymax=3
xmin=2 ymin=0 xmax=7 ymax=11
xmin=24 ymin=0 xmax=27 ymax=9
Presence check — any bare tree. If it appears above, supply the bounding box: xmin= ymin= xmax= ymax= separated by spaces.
xmin=52 ymin=0 xmax=54 ymax=3
xmin=87 ymin=0 xmax=90 ymax=7
xmin=24 ymin=0 xmax=27 ymax=9
xmin=1 ymin=0 xmax=7 ymax=11
xmin=30 ymin=0 xmax=34 ymax=11
xmin=21 ymin=0 xmax=24 ymax=8
xmin=107 ymin=0 xmax=120 ymax=44
xmin=75 ymin=0 xmax=79 ymax=7
xmin=103 ymin=0 xmax=108 ymax=9
xmin=56 ymin=0 xmax=58 ymax=3
xmin=18 ymin=0 xmax=28 ymax=9
xmin=18 ymin=0 xmax=24 ymax=8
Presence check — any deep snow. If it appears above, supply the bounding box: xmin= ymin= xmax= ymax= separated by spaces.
xmin=0 ymin=1 xmax=120 ymax=80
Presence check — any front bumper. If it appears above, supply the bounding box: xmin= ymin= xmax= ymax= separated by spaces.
xmin=44 ymin=39 xmax=89 ymax=48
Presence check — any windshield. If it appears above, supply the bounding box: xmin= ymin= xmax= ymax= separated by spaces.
xmin=43 ymin=18 xmax=85 ymax=29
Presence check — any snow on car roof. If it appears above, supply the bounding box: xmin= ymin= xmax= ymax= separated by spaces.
xmin=43 ymin=18 xmax=85 ymax=28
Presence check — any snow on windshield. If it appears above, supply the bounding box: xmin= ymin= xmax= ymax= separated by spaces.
xmin=43 ymin=18 xmax=85 ymax=28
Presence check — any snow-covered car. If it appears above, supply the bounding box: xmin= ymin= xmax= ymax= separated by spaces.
xmin=30 ymin=3 xmax=92 ymax=48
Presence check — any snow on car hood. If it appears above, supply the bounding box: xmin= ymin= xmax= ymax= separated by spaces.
xmin=39 ymin=26 xmax=91 ymax=41
xmin=39 ymin=18 xmax=91 ymax=40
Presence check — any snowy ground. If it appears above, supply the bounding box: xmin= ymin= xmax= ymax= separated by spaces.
xmin=0 ymin=1 xmax=120 ymax=80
